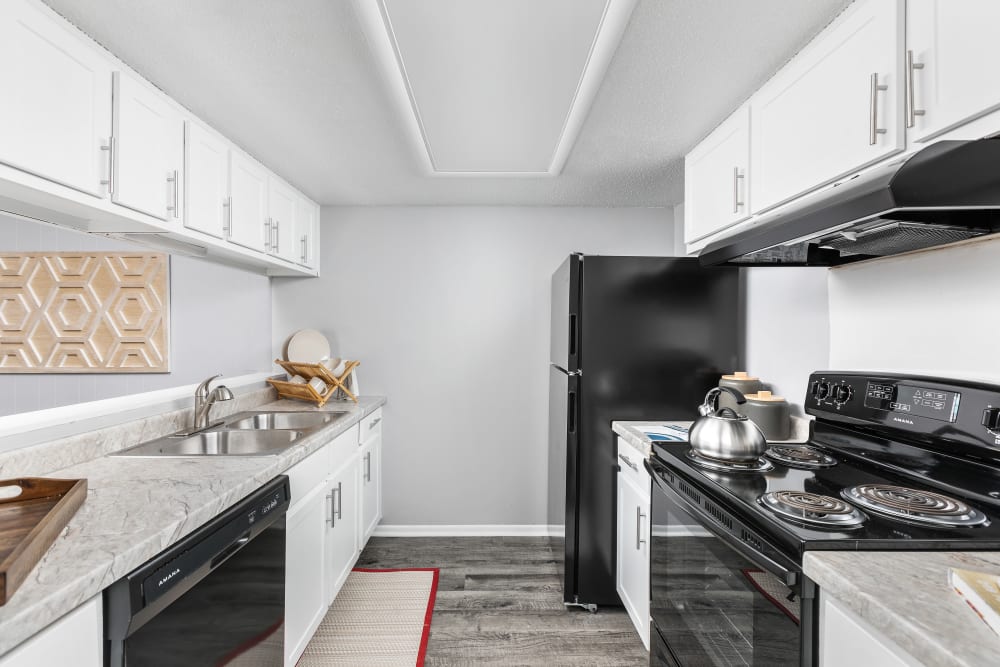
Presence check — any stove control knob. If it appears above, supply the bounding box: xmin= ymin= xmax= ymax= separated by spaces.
xmin=834 ymin=384 xmax=853 ymax=403
xmin=982 ymin=408 xmax=1000 ymax=432
xmin=815 ymin=381 xmax=831 ymax=400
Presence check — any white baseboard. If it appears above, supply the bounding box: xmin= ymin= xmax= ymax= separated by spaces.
xmin=373 ymin=524 xmax=565 ymax=537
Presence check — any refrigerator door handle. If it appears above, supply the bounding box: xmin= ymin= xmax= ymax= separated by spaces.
xmin=568 ymin=314 xmax=578 ymax=357
xmin=568 ymin=391 xmax=577 ymax=433
xmin=552 ymin=364 xmax=582 ymax=377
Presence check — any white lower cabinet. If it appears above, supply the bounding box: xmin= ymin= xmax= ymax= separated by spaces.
xmin=0 ymin=596 xmax=102 ymax=667
xmin=325 ymin=455 xmax=360 ymax=604
xmin=359 ymin=430 xmax=382 ymax=546
xmin=284 ymin=483 xmax=330 ymax=667
xmin=819 ymin=592 xmax=921 ymax=666
xmin=616 ymin=438 xmax=650 ymax=650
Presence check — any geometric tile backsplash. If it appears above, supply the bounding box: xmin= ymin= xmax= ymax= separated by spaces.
xmin=0 ymin=252 xmax=169 ymax=373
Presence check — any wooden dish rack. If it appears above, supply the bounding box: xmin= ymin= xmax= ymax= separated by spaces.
xmin=268 ymin=359 xmax=360 ymax=406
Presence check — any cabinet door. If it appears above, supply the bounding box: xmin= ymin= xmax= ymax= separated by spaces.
xmin=684 ymin=105 xmax=750 ymax=244
xmin=0 ymin=596 xmax=102 ymax=667
xmin=750 ymin=0 xmax=903 ymax=213
xmin=228 ymin=151 xmax=268 ymax=252
xmin=616 ymin=471 xmax=650 ymax=650
xmin=907 ymin=0 xmax=1000 ymax=143
xmin=184 ymin=121 xmax=229 ymax=238
xmin=112 ymin=71 xmax=182 ymax=221
xmin=295 ymin=195 xmax=319 ymax=268
xmin=820 ymin=594 xmax=920 ymax=666
xmin=284 ymin=485 xmax=328 ymax=667
xmin=325 ymin=457 xmax=360 ymax=605
xmin=359 ymin=433 xmax=382 ymax=549
xmin=0 ymin=0 xmax=111 ymax=197
xmin=268 ymin=177 xmax=298 ymax=262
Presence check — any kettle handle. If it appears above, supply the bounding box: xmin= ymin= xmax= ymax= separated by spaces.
xmin=698 ymin=386 xmax=747 ymax=416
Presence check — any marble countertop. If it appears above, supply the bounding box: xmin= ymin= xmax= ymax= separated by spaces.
xmin=805 ymin=551 xmax=1000 ymax=667
xmin=0 ymin=395 xmax=385 ymax=656
xmin=612 ymin=415 xmax=812 ymax=457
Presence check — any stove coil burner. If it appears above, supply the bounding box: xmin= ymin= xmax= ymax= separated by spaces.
xmin=685 ymin=449 xmax=773 ymax=473
xmin=759 ymin=491 xmax=865 ymax=529
xmin=842 ymin=484 xmax=988 ymax=527
xmin=764 ymin=445 xmax=837 ymax=469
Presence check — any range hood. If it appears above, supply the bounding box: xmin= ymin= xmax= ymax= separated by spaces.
xmin=699 ymin=138 xmax=1000 ymax=267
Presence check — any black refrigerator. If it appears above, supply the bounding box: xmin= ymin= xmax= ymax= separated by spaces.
xmin=548 ymin=254 xmax=743 ymax=609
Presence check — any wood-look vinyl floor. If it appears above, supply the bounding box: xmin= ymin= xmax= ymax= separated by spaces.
xmin=357 ymin=536 xmax=649 ymax=666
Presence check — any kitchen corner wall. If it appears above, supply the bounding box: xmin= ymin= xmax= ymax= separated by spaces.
xmin=0 ymin=214 xmax=272 ymax=417
xmin=828 ymin=235 xmax=1000 ymax=382
xmin=271 ymin=206 xmax=675 ymax=527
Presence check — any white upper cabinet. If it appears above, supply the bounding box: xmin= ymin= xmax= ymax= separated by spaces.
xmin=267 ymin=176 xmax=298 ymax=263
xmin=750 ymin=0 xmax=903 ymax=214
xmin=0 ymin=0 xmax=111 ymax=197
xmin=684 ymin=105 xmax=750 ymax=244
xmin=295 ymin=195 xmax=320 ymax=269
xmin=111 ymin=71 xmax=183 ymax=221
xmin=228 ymin=151 xmax=268 ymax=252
xmin=906 ymin=0 xmax=1000 ymax=143
xmin=184 ymin=121 xmax=229 ymax=238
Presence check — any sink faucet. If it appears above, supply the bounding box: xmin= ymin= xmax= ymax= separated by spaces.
xmin=191 ymin=374 xmax=234 ymax=433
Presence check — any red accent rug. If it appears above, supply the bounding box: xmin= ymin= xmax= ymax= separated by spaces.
xmin=297 ymin=568 xmax=440 ymax=666
xmin=742 ymin=568 xmax=800 ymax=624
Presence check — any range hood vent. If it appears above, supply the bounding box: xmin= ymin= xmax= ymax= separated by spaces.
xmin=699 ymin=139 xmax=1000 ymax=267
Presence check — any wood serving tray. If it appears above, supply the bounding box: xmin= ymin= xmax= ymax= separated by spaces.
xmin=0 ymin=478 xmax=87 ymax=606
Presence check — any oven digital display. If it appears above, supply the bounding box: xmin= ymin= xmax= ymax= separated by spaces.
xmin=864 ymin=382 xmax=960 ymax=422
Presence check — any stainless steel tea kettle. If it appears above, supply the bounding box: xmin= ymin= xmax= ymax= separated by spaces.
xmin=688 ymin=387 xmax=767 ymax=462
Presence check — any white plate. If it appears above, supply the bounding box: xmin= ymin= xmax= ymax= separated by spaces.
xmin=286 ymin=329 xmax=331 ymax=363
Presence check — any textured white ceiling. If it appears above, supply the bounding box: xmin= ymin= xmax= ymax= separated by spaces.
xmin=42 ymin=0 xmax=851 ymax=206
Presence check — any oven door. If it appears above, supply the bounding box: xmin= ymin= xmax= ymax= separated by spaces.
xmin=646 ymin=457 xmax=816 ymax=667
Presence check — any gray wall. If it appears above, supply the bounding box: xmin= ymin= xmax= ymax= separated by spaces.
xmin=0 ymin=214 xmax=272 ymax=416
xmin=271 ymin=206 xmax=676 ymax=527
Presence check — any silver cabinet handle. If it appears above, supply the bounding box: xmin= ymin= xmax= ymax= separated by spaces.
xmin=326 ymin=491 xmax=334 ymax=527
xmin=166 ymin=170 xmax=179 ymax=218
xmin=274 ymin=219 xmax=280 ymax=254
xmin=364 ymin=452 xmax=371 ymax=483
xmin=636 ymin=506 xmax=647 ymax=550
xmin=336 ymin=481 xmax=343 ymax=520
xmin=301 ymin=235 xmax=307 ymax=263
xmin=222 ymin=197 xmax=232 ymax=238
xmin=732 ymin=167 xmax=745 ymax=214
xmin=869 ymin=72 xmax=888 ymax=145
xmin=618 ymin=453 xmax=637 ymax=471
xmin=264 ymin=218 xmax=272 ymax=251
xmin=370 ymin=416 xmax=382 ymax=429
xmin=100 ymin=137 xmax=115 ymax=194
xmin=905 ymin=50 xmax=925 ymax=129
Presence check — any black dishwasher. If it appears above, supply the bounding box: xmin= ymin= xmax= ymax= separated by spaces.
xmin=105 ymin=475 xmax=290 ymax=666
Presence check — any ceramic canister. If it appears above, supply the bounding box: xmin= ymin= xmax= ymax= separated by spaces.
xmin=741 ymin=391 xmax=791 ymax=441
xmin=718 ymin=372 xmax=763 ymax=411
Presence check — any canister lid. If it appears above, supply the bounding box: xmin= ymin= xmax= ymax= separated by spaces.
xmin=721 ymin=371 xmax=760 ymax=381
xmin=746 ymin=390 xmax=786 ymax=403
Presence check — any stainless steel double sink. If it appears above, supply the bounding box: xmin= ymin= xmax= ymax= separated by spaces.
xmin=114 ymin=410 xmax=348 ymax=457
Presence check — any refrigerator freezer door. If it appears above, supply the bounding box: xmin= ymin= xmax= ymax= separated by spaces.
xmin=548 ymin=364 xmax=579 ymax=603
xmin=550 ymin=254 xmax=581 ymax=371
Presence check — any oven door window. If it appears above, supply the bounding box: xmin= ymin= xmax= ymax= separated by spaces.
xmin=651 ymin=488 xmax=801 ymax=666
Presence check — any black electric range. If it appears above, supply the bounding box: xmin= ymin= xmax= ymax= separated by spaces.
xmin=647 ymin=371 xmax=1000 ymax=667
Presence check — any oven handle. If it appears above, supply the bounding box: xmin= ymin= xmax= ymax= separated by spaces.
xmin=645 ymin=458 xmax=799 ymax=585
